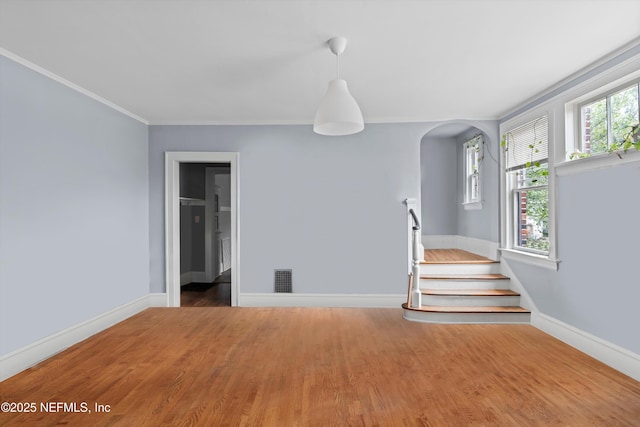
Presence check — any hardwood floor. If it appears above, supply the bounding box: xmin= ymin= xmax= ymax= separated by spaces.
xmin=1 ymin=307 xmax=639 ymax=426
xmin=423 ymin=249 xmax=494 ymax=263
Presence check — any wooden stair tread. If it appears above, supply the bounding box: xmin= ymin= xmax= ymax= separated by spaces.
xmin=422 ymin=249 xmax=494 ymax=263
xmin=402 ymin=303 xmax=530 ymax=313
xmin=421 ymin=289 xmax=520 ymax=297
xmin=421 ymin=274 xmax=509 ymax=280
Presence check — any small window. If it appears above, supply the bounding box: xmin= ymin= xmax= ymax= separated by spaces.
xmin=463 ymin=134 xmax=483 ymax=210
xmin=578 ymin=81 xmax=639 ymax=156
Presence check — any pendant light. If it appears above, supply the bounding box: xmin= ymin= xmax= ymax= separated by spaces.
xmin=313 ymin=37 xmax=364 ymax=136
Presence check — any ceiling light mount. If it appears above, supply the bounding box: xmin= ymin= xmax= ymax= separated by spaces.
xmin=313 ymin=36 xmax=364 ymax=136
xmin=328 ymin=37 xmax=347 ymax=56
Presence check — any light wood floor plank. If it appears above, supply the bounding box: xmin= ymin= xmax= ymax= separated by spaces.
xmin=1 ymin=307 xmax=639 ymax=426
xmin=423 ymin=249 xmax=493 ymax=263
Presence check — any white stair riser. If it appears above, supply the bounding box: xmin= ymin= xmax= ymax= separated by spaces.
xmin=421 ymin=295 xmax=521 ymax=307
xmin=420 ymin=263 xmax=501 ymax=275
xmin=419 ymin=279 xmax=510 ymax=290
xmin=403 ymin=310 xmax=531 ymax=324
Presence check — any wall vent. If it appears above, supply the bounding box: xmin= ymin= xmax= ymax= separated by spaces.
xmin=274 ymin=269 xmax=292 ymax=293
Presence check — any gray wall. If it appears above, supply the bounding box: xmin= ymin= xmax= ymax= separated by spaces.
xmin=0 ymin=56 xmax=149 ymax=355
xmin=149 ymin=123 xmax=432 ymax=295
xmin=420 ymin=136 xmax=458 ymax=235
xmin=507 ymin=164 xmax=640 ymax=354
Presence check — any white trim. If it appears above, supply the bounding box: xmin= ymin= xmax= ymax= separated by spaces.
xmin=0 ymin=48 xmax=148 ymax=125
xmin=149 ymin=293 xmax=168 ymax=307
xmin=422 ymin=234 xmax=457 ymax=249
xmin=462 ymin=201 xmax=483 ymax=210
xmin=147 ymin=115 xmax=503 ymax=126
xmin=165 ymin=152 xmax=240 ymax=307
xmin=500 ymin=248 xmax=560 ymax=271
xmin=499 ymin=258 xmax=538 ymax=312
xmin=532 ymin=312 xmax=640 ymax=381
xmin=455 ymin=236 xmax=500 ymax=261
xmin=0 ymin=294 xmax=154 ymax=381
xmin=555 ymin=151 xmax=640 ymax=176
xmin=238 ymin=293 xmax=406 ymax=308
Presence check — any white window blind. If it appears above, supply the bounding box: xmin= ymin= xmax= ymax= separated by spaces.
xmin=504 ymin=115 xmax=549 ymax=171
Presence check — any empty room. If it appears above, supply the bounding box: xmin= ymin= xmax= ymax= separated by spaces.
xmin=1 ymin=1 xmax=639 ymax=425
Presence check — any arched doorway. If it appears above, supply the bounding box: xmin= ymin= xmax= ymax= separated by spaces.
xmin=419 ymin=120 xmax=500 ymax=254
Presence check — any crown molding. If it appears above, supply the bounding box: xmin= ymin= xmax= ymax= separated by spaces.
xmin=0 ymin=48 xmax=149 ymax=125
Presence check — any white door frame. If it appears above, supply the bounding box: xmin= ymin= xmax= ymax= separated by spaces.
xmin=165 ymin=152 xmax=239 ymax=307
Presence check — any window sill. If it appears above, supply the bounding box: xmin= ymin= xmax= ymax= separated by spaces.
xmin=556 ymin=150 xmax=640 ymax=176
xmin=499 ymin=248 xmax=560 ymax=271
xmin=462 ymin=201 xmax=483 ymax=210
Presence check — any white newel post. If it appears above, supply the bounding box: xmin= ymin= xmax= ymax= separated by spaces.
xmin=411 ymin=227 xmax=422 ymax=308
xmin=404 ymin=199 xmax=423 ymax=308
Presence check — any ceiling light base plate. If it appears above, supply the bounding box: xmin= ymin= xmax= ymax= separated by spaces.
xmin=328 ymin=37 xmax=347 ymax=56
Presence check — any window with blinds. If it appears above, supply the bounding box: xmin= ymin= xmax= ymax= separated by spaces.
xmin=503 ymin=115 xmax=550 ymax=254
xmin=504 ymin=115 xmax=549 ymax=171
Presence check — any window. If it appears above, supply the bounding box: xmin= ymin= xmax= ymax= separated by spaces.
xmin=463 ymin=134 xmax=483 ymax=209
xmin=503 ymin=115 xmax=549 ymax=255
xmin=578 ymin=81 xmax=639 ymax=156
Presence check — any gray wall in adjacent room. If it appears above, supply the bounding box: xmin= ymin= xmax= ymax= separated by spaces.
xmin=190 ymin=205 xmax=206 ymax=272
xmin=455 ymin=126 xmax=500 ymax=242
xmin=149 ymin=123 xmax=433 ymax=296
xmin=0 ymin=56 xmax=149 ymax=356
xmin=419 ymin=121 xmax=500 ymax=242
xmin=420 ymin=136 xmax=458 ymax=235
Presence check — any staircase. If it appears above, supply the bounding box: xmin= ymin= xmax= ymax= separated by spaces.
xmin=402 ymin=249 xmax=531 ymax=324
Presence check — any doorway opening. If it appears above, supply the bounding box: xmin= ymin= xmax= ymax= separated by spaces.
xmin=165 ymin=152 xmax=239 ymax=307
xmin=179 ymin=163 xmax=231 ymax=306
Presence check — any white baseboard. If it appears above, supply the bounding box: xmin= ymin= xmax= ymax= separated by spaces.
xmin=149 ymin=293 xmax=168 ymax=307
xmin=422 ymin=235 xmax=499 ymax=260
xmin=498 ymin=259 xmax=537 ymax=312
xmin=422 ymin=235 xmax=457 ymax=249
xmin=239 ymin=293 xmax=406 ymax=308
xmin=456 ymin=236 xmax=499 ymax=260
xmin=0 ymin=294 xmax=160 ymax=382
xmin=532 ymin=312 xmax=640 ymax=381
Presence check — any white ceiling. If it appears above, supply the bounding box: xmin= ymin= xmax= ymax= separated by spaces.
xmin=1 ymin=0 xmax=639 ymax=126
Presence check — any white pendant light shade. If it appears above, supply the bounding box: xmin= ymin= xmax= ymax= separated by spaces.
xmin=313 ymin=37 xmax=364 ymax=136
xmin=313 ymin=79 xmax=364 ymax=136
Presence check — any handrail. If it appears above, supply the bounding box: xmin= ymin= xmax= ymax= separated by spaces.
xmin=409 ymin=208 xmax=420 ymax=231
